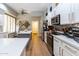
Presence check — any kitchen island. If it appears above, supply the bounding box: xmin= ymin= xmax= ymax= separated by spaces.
xmin=0 ymin=38 xmax=30 ymax=56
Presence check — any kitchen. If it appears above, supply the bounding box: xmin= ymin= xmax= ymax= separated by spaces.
xmin=0 ymin=3 xmax=79 ymax=56
xmin=43 ymin=3 xmax=79 ymax=56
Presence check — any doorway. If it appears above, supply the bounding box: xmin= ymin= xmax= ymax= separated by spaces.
xmin=32 ymin=20 xmax=39 ymax=34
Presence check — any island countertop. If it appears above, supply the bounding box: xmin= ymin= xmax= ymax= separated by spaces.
xmin=0 ymin=38 xmax=29 ymax=56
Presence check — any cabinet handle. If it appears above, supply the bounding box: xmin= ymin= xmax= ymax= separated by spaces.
xmin=65 ymin=45 xmax=77 ymax=54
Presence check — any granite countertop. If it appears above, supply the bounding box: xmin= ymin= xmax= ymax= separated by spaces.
xmin=0 ymin=38 xmax=29 ymax=56
xmin=52 ymin=34 xmax=79 ymax=50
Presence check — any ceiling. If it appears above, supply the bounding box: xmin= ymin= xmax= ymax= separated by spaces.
xmin=6 ymin=3 xmax=51 ymax=13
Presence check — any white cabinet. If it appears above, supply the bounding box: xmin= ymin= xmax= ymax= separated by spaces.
xmin=59 ymin=3 xmax=79 ymax=24
xmin=62 ymin=42 xmax=75 ymax=56
xmin=54 ymin=37 xmax=62 ymax=56
xmin=59 ymin=4 xmax=71 ymax=24
xmin=62 ymin=42 xmax=79 ymax=56
xmin=54 ymin=36 xmax=79 ymax=56
xmin=71 ymin=4 xmax=79 ymax=23
xmin=51 ymin=3 xmax=72 ymax=25
xmin=60 ymin=13 xmax=70 ymax=24
xmin=46 ymin=3 xmax=79 ymax=25
xmin=62 ymin=49 xmax=74 ymax=56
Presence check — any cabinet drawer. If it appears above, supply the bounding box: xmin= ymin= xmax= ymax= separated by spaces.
xmin=63 ymin=42 xmax=79 ymax=56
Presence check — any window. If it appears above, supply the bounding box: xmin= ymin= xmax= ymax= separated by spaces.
xmin=3 ymin=14 xmax=8 ymax=32
xmin=3 ymin=14 xmax=16 ymax=33
xmin=7 ymin=15 xmax=11 ymax=33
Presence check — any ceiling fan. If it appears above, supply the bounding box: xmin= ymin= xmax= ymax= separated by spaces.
xmin=20 ymin=9 xmax=29 ymax=15
xmin=17 ymin=9 xmax=31 ymax=20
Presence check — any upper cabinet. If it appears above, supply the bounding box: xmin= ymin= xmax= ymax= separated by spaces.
xmin=56 ymin=3 xmax=79 ymax=24
xmin=46 ymin=3 xmax=72 ymax=25
xmin=45 ymin=3 xmax=79 ymax=25
xmin=59 ymin=4 xmax=71 ymax=24
xmin=71 ymin=4 xmax=79 ymax=23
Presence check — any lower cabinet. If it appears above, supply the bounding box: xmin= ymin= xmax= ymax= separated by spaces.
xmin=62 ymin=48 xmax=74 ymax=56
xmin=62 ymin=42 xmax=79 ymax=56
xmin=54 ymin=37 xmax=62 ymax=56
xmin=54 ymin=36 xmax=79 ymax=56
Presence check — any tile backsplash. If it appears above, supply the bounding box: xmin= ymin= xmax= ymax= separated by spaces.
xmin=52 ymin=23 xmax=79 ymax=32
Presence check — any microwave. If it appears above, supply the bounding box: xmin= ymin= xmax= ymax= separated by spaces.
xmin=51 ymin=14 xmax=60 ymax=25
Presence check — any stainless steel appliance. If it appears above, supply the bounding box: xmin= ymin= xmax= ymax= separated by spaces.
xmin=51 ymin=14 xmax=60 ymax=25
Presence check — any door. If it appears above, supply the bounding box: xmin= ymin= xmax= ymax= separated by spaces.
xmin=32 ymin=16 xmax=41 ymax=34
xmin=32 ymin=21 xmax=39 ymax=34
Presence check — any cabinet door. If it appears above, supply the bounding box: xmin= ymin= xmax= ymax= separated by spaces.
xmin=72 ymin=4 xmax=79 ymax=23
xmin=62 ymin=49 xmax=74 ymax=56
xmin=54 ymin=37 xmax=62 ymax=56
xmin=60 ymin=13 xmax=70 ymax=24
xmin=59 ymin=3 xmax=71 ymax=24
xmin=63 ymin=42 xmax=79 ymax=56
xmin=54 ymin=39 xmax=59 ymax=56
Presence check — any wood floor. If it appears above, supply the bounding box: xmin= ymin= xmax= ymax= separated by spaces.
xmin=26 ymin=33 xmax=51 ymax=56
